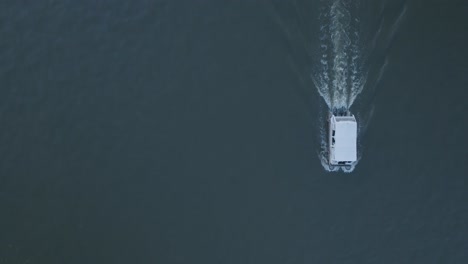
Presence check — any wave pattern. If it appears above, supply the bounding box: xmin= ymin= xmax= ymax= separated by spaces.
xmin=312 ymin=0 xmax=366 ymax=111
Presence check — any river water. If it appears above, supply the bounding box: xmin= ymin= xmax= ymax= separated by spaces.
xmin=0 ymin=0 xmax=467 ymax=263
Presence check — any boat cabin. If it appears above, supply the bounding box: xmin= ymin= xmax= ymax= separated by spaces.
xmin=329 ymin=114 xmax=357 ymax=166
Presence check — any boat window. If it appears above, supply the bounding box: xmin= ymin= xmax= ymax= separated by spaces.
xmin=332 ymin=130 xmax=335 ymax=136
xmin=332 ymin=138 xmax=335 ymax=145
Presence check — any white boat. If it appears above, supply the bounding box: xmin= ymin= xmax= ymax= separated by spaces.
xmin=328 ymin=110 xmax=357 ymax=171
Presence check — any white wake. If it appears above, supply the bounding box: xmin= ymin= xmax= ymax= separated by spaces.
xmin=312 ymin=0 xmax=366 ymax=110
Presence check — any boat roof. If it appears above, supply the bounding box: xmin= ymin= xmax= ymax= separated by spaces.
xmin=331 ymin=115 xmax=357 ymax=162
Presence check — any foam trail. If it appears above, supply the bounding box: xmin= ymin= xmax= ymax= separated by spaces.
xmin=312 ymin=0 xmax=366 ymax=111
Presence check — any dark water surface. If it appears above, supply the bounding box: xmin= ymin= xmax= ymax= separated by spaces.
xmin=1 ymin=0 xmax=467 ymax=263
